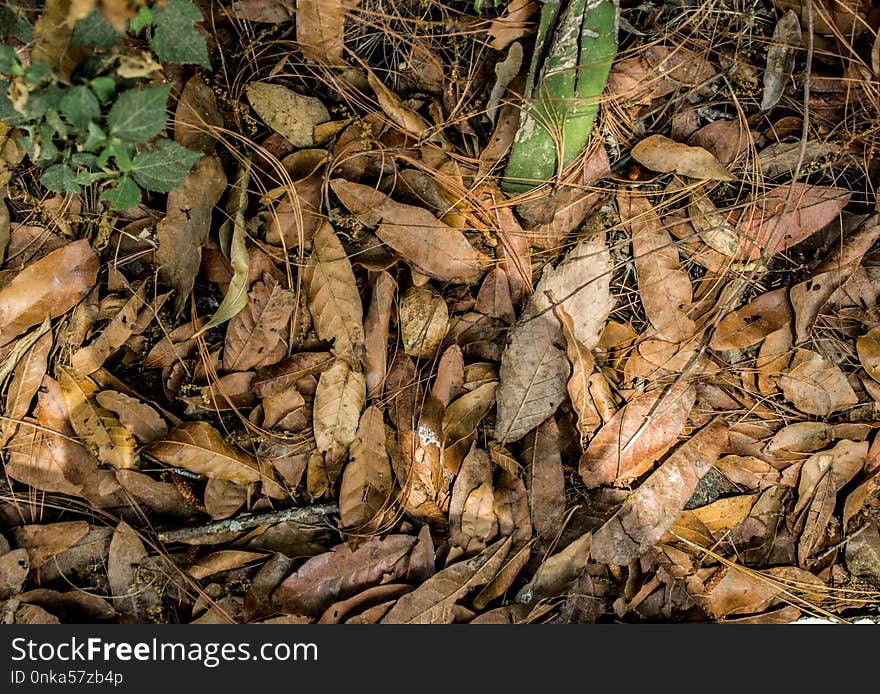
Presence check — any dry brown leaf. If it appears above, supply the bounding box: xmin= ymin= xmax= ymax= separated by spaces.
xmin=203 ymin=478 xmax=248 ymax=519
xmin=148 ymin=421 xmax=286 ymax=499
xmin=476 ymin=267 xmax=516 ymax=325
xmin=619 ymin=192 xmax=695 ymax=342
xmin=174 ymin=74 xmax=223 ymax=154
xmin=495 ymin=232 xmax=613 ymax=442
xmin=303 ymin=222 xmax=365 ymax=358
xmin=71 ymin=283 xmax=147 ymax=375
xmin=441 ymin=382 xmax=497 ymax=446
xmin=0 ymin=328 xmax=52 ymax=447
xmin=187 ymin=551 xmax=265 ymax=581
xmin=246 ymin=82 xmax=330 ymax=147
xmin=14 ymin=521 xmax=90 ymax=568
xmin=700 ymin=565 xmax=824 ymax=619
xmin=400 ymin=285 xmax=449 ymax=358
xmin=449 ymin=446 xmax=498 ymax=553
xmin=779 ymin=349 xmax=859 ymax=416
xmin=330 ymin=179 xmax=485 ymax=284
xmin=432 ymin=344 xmax=466 ymax=407
xmin=381 ymin=537 xmax=512 ymax=623
xmin=318 ymin=583 xmax=413 ymax=624
xmin=57 ymin=367 xmax=137 ymax=470
xmin=522 ymin=418 xmax=565 ymax=545
xmin=766 ymin=422 xmax=835 ymax=459
xmin=734 ymin=183 xmax=850 ymax=260
xmin=296 ymin=0 xmax=359 ymax=64
xmin=115 ymin=469 xmax=194 ymax=519
xmin=156 ymin=155 xmax=227 ymax=314
xmin=228 ymin=0 xmax=295 ymax=21
xmin=107 ymin=520 xmax=147 ymax=616
xmin=761 ymin=10 xmax=801 ymax=111
xmin=714 ymin=455 xmax=785 ymax=491
xmin=493 ymin=469 xmax=532 ymax=546
xmin=0 ymin=239 xmax=98 ymax=348
xmin=488 ymin=0 xmax=537 ymax=51
xmin=710 ymin=288 xmax=792 ymax=351
xmin=756 ymin=323 xmax=793 ymax=394
xmin=472 ymin=541 xmax=532 ymax=610
xmin=366 ymin=70 xmax=431 ymax=139
xmin=631 ymin=134 xmax=735 ymax=180
xmin=685 ymin=494 xmax=757 ymax=533
xmin=339 ymin=405 xmax=394 ymax=533
xmin=313 ymin=358 xmax=366 ymax=466
xmin=273 ymin=534 xmax=417 ymax=616
xmin=580 ymin=382 xmax=697 ymax=488
xmin=857 ymin=327 xmax=880 ymax=384
xmin=0 ymin=550 xmax=30 ymax=599
xmin=364 ymin=270 xmax=395 ymax=397
xmin=845 ymin=522 xmax=880 ymax=586
xmin=223 ymin=278 xmax=295 ymax=371
xmin=591 ymin=417 xmax=728 ymax=565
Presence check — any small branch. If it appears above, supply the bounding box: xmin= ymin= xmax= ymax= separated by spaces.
xmin=156 ymin=502 xmax=339 ymax=543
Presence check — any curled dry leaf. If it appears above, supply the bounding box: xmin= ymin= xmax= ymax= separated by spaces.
xmin=303 ymin=222 xmax=365 ymax=359
xmin=0 ymin=328 xmax=52 ymax=447
xmin=516 ymin=532 xmax=593 ymax=606
xmin=552 ymin=300 xmax=602 ymax=442
xmin=591 ymin=417 xmax=729 ymax=565
xmin=364 ymin=270 xmax=396 ymax=397
xmin=313 ymin=358 xmax=366 ymax=466
xmin=631 ymin=134 xmax=735 ymax=181
xmin=148 ymin=421 xmax=286 ymax=499
xmin=381 ymin=537 xmax=512 ymax=623
xmin=223 ymin=278 xmax=295 ymax=371
xmin=71 ymin=283 xmax=147 ymax=375
xmin=366 ymin=70 xmax=431 ymax=139
xmin=618 ymin=191 xmax=695 ymax=342
xmin=580 ymin=381 xmax=696 ymax=488
xmin=156 ymin=155 xmax=227 ymax=314
xmin=399 ymin=285 xmax=449 ymax=359
xmin=495 ymin=232 xmax=613 ymax=442
xmin=246 ymin=82 xmax=330 ymax=148
xmin=273 ymin=534 xmax=418 ymax=616
xmin=0 ymin=239 xmax=98 ymax=348
xmin=700 ymin=565 xmax=824 ymax=619
xmin=441 ymin=382 xmax=497 ymax=447
xmin=330 ymin=179 xmax=485 ymax=284
xmin=57 ymin=368 xmax=137 ymax=470
xmin=339 ymin=405 xmax=394 ymax=533
xmin=857 ymin=327 xmax=880 ymax=384
xmin=761 ymin=10 xmax=802 ymax=111
xmin=779 ymin=349 xmax=859 ymax=417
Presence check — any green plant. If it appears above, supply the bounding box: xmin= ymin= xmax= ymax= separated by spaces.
xmin=0 ymin=0 xmax=210 ymax=210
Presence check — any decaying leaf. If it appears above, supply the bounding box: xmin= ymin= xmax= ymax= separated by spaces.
xmin=522 ymin=418 xmax=565 ymax=545
xmin=107 ymin=520 xmax=147 ymax=615
xmin=441 ymin=382 xmax=497 ymax=447
xmin=223 ymin=278 xmax=295 ymax=371
xmin=0 ymin=328 xmax=52 ymax=447
xmin=580 ymin=382 xmax=696 ymax=488
xmin=313 ymin=358 xmax=366 ymax=465
xmin=761 ymin=10 xmax=801 ymax=111
xmin=399 ymin=285 xmax=449 ymax=359
xmin=710 ymin=288 xmax=792 ymax=351
xmin=364 ymin=271 xmax=395 ymax=397
xmin=95 ymin=391 xmax=168 ymax=444
xmin=339 ymin=406 xmax=394 ymax=533
xmin=779 ymin=349 xmax=859 ymax=417
xmin=449 ymin=445 xmax=498 ymax=553
xmin=591 ymin=417 xmax=728 ymax=565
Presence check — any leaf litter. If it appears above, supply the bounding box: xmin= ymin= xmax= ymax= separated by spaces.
xmin=1 ymin=0 xmax=879 ymax=626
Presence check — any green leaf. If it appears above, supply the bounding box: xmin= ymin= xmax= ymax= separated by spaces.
xmin=107 ymin=84 xmax=172 ymax=144
xmin=131 ymin=138 xmax=201 ymax=192
xmin=101 ymin=177 xmax=142 ymax=210
xmin=84 ymin=122 xmax=108 ymax=151
xmin=129 ymin=6 xmax=153 ymax=34
xmin=0 ymin=6 xmax=33 ymax=43
xmin=61 ymin=85 xmax=101 ymax=132
xmin=35 ymin=124 xmax=59 ymax=166
xmin=71 ymin=152 xmax=99 ymax=169
xmin=24 ymin=85 xmax=63 ymax=120
xmin=74 ymin=169 xmax=111 ymax=185
xmin=71 ymin=10 xmax=120 ymax=49
xmin=90 ymin=77 xmax=116 ymax=103
xmin=24 ymin=62 xmax=51 ymax=84
xmin=41 ymin=164 xmax=80 ymax=194
xmin=150 ymin=0 xmax=210 ymax=68
xmin=0 ymin=46 xmax=20 ymax=75
xmin=101 ymin=138 xmax=133 ymax=172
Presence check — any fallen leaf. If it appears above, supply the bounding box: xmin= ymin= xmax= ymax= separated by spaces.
xmin=488 ymin=0 xmax=537 ymax=51
xmin=148 ymin=421 xmax=286 ymax=499
xmin=552 ymin=300 xmax=602 ymax=442
xmin=631 ymin=134 xmax=735 ymax=181
xmin=381 ymin=537 xmax=512 ymax=623
xmin=229 ymin=0 xmax=295 ymax=22
xmin=700 ymin=565 xmax=824 ymax=619
xmin=156 ymin=154 xmax=227 ymax=314
xmin=0 ymin=328 xmax=52 ymax=447
xmin=364 ymin=270 xmax=395 ymax=397
xmin=330 ymin=179 xmax=485 ymax=284
xmin=710 ymin=288 xmax=792 ymax=351
xmin=174 ymin=74 xmax=223 ymax=153
xmin=107 ymin=521 xmax=147 ymax=616
xmin=779 ymin=349 xmax=859 ymax=416
xmin=366 ymin=69 xmax=431 ymax=139
xmin=684 ymin=494 xmax=757 ymax=534
xmin=14 ymin=521 xmax=90 ymax=568
xmin=0 ymin=239 xmax=98 ymax=348
xmin=516 ymin=533 xmax=592 ymax=605
xmin=522 ymin=418 xmax=565 ymax=545
xmin=441 ymin=382 xmax=497 ymax=446
xmin=399 ymin=285 xmax=449 ymax=358
xmin=845 ymin=522 xmax=880 ymax=586
xmin=339 ymin=405 xmax=394 ymax=533
xmin=619 ymin=191 xmax=695 ymax=342
xmin=303 ymin=222 xmax=365 ymax=358
xmin=273 ymin=534 xmax=417 ymax=616
xmin=71 ymin=283 xmax=147 ymax=375
xmin=296 ymin=0 xmax=358 ymax=64
xmin=766 ymin=422 xmax=835 ymax=459
xmin=0 ymin=549 xmax=29 ymax=599
xmin=449 ymin=446 xmax=498 ymax=553
xmin=313 ymin=358 xmax=366 ymax=467
xmin=579 ymin=382 xmax=697 ymax=488
xmin=591 ymin=417 xmax=728 ymax=565
xmin=58 ymin=367 xmax=138 ymax=470
xmin=204 ymin=478 xmax=248 ymax=519
xmin=223 ymin=278 xmax=294 ymax=371
xmin=187 ymin=551 xmax=265 ymax=580
xmin=246 ymin=82 xmax=330 ymax=147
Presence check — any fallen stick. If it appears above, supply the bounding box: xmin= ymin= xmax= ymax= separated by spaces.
xmin=157 ymin=502 xmax=339 ymax=543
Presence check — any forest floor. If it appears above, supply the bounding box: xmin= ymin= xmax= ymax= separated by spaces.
xmin=1 ymin=0 xmax=880 ymax=624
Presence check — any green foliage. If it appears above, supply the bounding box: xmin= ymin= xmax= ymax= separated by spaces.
xmin=0 ymin=0 xmax=211 ymax=209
